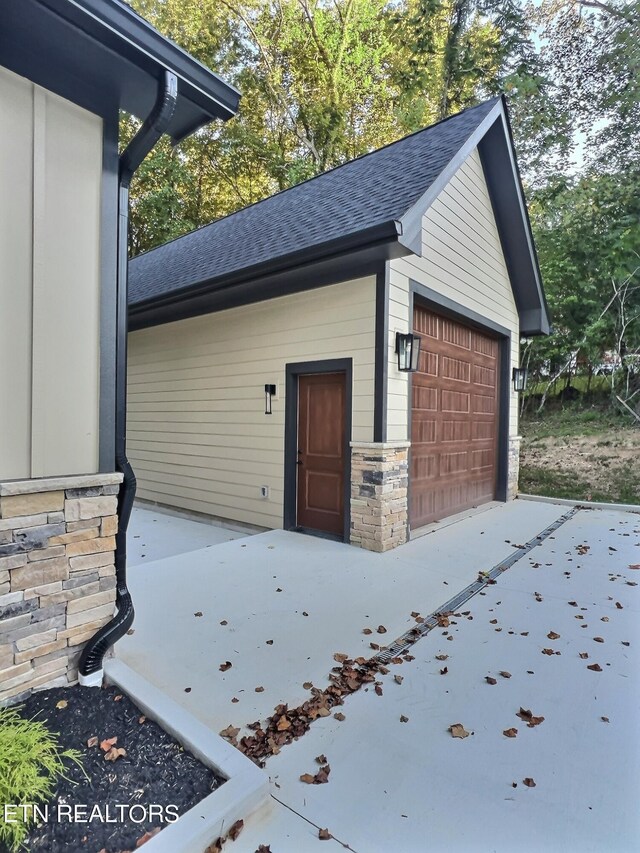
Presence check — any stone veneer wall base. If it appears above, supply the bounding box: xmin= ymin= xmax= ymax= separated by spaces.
xmin=350 ymin=442 xmax=410 ymax=553
xmin=0 ymin=473 xmax=122 ymax=705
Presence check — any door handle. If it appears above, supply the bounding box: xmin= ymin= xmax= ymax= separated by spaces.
xmin=296 ymin=449 xmax=303 ymax=466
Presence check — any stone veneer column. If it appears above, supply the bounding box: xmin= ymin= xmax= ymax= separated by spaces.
xmin=350 ymin=442 xmax=410 ymax=553
xmin=0 ymin=473 xmax=122 ymax=705
xmin=507 ymin=435 xmax=521 ymax=500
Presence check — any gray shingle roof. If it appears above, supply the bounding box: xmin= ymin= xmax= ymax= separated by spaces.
xmin=129 ymin=98 xmax=500 ymax=307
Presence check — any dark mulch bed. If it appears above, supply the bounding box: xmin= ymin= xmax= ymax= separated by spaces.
xmin=2 ymin=684 xmax=224 ymax=853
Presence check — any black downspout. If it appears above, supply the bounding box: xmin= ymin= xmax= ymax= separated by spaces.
xmin=79 ymin=71 xmax=178 ymax=684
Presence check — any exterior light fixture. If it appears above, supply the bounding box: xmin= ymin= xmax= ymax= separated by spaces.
xmin=264 ymin=384 xmax=276 ymax=414
xmin=512 ymin=367 xmax=528 ymax=392
xmin=395 ymin=332 xmax=421 ymax=372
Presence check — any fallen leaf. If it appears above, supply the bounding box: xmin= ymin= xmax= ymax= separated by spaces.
xmin=516 ymin=708 xmax=545 ymax=727
xmin=601 ymin=616 xmax=609 ymax=622
xmin=220 ymin=725 xmax=240 ymax=740
xmin=276 ymin=716 xmax=291 ymax=732
xmin=377 ymin=625 xmax=387 ymax=634
xmin=587 ymin=663 xmax=603 ymax=672
xmin=333 ymin=653 xmax=349 ymax=663
xmin=184 ymin=687 xmax=192 ymax=693
xmin=315 ymin=754 xmax=327 ymax=764
xmin=319 ymin=828 xmax=332 ymax=840
xmin=601 ymin=716 xmax=610 ymax=723
xmin=500 ymin=671 xmax=512 ymax=679
xmin=489 ymin=619 xmax=498 ymax=625
xmin=219 ymin=661 xmax=232 ymax=672
xmin=303 ymin=681 xmax=313 ymax=689
xmin=622 ymin=641 xmax=630 ymax=647
xmin=579 ymin=652 xmax=589 ymax=659
xmin=228 ymin=819 xmax=244 ymax=841
xmin=485 ymin=676 xmax=497 ymax=685
xmin=435 ymin=654 xmax=448 ymax=661
xmin=375 ymin=684 xmax=383 ymax=696
xmin=220 ymin=620 xmax=228 ymax=625
xmin=256 ymin=846 xmax=271 ymax=853
xmin=104 ymin=747 xmax=126 ymax=762
xmin=300 ymin=764 xmax=331 ymax=784
xmin=87 ymin=736 xmax=98 ymax=748
xmin=100 ymin=737 xmax=117 ymax=752
xmin=334 ymin=713 xmax=346 ymax=721
xmin=593 ymin=637 xmax=604 ymax=643
xmin=541 ymin=648 xmax=555 ymax=655
xmin=394 ymin=675 xmax=404 ymax=685
xmin=449 ymin=723 xmax=470 ymax=739
xmin=547 ymin=632 xmax=560 ymax=640
xmin=568 ymin=601 xmax=578 ymax=607
xmin=411 ymin=611 xmax=420 ymax=618
xmin=194 ymin=611 xmax=203 ymax=617
xmin=503 ymin=728 xmax=518 ymax=738
xmin=266 ymin=640 xmax=274 ymax=645
xmin=362 ymin=628 xmax=372 ymax=635
xmin=400 ymin=715 xmax=409 ymax=723
xmin=231 ymin=698 xmax=239 ymax=704
xmin=440 ymin=667 xmax=448 ymax=675
xmin=56 ymin=700 xmax=68 ymax=710
xmin=523 ymin=777 xmax=536 ymax=788
xmin=369 ymin=642 xmax=380 ymax=650
xmin=255 ymin=686 xmax=265 ymax=693
xmin=114 ymin=695 xmax=123 ymax=702
xmin=616 ymin=602 xmax=623 ymax=609
xmin=628 ymin=564 xmax=640 ymax=570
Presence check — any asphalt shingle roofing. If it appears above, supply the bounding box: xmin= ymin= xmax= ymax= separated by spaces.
xmin=129 ymin=97 xmax=500 ymax=307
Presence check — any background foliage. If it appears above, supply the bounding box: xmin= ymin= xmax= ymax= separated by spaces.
xmin=126 ymin=0 xmax=639 ymax=410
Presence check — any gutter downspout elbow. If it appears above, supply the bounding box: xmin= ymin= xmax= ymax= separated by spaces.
xmin=79 ymin=71 xmax=178 ymax=686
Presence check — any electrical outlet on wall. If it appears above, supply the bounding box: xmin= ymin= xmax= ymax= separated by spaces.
xmin=260 ymin=485 xmax=269 ymax=499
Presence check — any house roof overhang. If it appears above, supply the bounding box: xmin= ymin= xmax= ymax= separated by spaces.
xmin=0 ymin=0 xmax=240 ymax=141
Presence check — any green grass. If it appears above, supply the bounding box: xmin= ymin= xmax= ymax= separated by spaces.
xmin=0 ymin=706 xmax=83 ymax=851
xmin=519 ymin=464 xmax=639 ymax=504
xmin=521 ymin=405 xmax=627 ymax=441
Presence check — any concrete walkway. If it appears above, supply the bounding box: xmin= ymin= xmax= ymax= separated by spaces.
xmin=119 ymin=500 xmax=640 ymax=852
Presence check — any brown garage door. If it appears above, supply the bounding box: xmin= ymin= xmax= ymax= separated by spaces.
xmin=410 ymin=305 xmax=499 ymax=529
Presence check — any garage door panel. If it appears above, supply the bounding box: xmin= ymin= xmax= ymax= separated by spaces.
xmin=410 ymin=305 xmax=499 ymax=529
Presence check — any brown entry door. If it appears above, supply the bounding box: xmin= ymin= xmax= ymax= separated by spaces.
xmin=411 ymin=305 xmax=499 ymax=529
xmin=296 ymin=373 xmax=346 ymax=537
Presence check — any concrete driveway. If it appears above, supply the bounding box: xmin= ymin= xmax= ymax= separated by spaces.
xmin=117 ymin=500 xmax=640 ymax=852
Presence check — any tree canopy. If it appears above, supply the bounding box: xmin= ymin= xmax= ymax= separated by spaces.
xmin=125 ymin=0 xmax=640 ymax=406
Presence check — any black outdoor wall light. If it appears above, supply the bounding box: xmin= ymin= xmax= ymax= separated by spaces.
xmin=265 ymin=384 xmax=276 ymax=414
xmin=512 ymin=367 xmax=528 ymax=392
xmin=395 ymin=332 xmax=421 ymax=372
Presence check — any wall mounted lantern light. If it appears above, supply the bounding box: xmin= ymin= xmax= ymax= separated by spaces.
xmin=395 ymin=332 xmax=421 ymax=372
xmin=512 ymin=367 xmax=528 ymax=392
xmin=264 ymin=384 xmax=276 ymax=415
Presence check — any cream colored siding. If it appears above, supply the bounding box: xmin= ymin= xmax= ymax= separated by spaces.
xmin=128 ymin=277 xmax=376 ymax=528
xmin=388 ymin=147 xmax=520 ymax=441
xmin=0 ymin=66 xmax=102 ymax=480
xmin=0 ymin=67 xmax=33 ymax=479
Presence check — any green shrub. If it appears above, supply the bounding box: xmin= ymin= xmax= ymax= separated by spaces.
xmin=0 ymin=706 xmax=83 ymax=851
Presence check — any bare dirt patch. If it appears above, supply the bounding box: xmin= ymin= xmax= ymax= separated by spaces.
xmin=521 ymin=429 xmax=640 ymax=503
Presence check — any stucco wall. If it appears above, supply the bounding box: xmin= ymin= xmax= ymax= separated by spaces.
xmin=127 ymin=277 xmax=377 ymax=529
xmin=387 ymin=146 xmax=520 ymax=443
xmin=0 ymin=66 xmax=102 ymax=481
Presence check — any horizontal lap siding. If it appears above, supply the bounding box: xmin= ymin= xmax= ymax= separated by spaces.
xmin=388 ymin=147 xmax=520 ymax=442
xmin=128 ymin=277 xmax=376 ymax=529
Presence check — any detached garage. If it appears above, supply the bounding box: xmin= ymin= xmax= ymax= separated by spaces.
xmin=127 ymin=96 xmax=549 ymax=552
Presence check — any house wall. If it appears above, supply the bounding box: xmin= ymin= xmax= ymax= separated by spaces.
xmin=127 ymin=277 xmax=377 ymax=529
xmin=387 ymin=146 xmax=521 ymax=493
xmin=0 ymin=66 xmax=102 ymax=481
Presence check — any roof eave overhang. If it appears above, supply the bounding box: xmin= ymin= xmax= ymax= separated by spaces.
xmin=398 ymin=98 xmax=550 ymax=337
xmin=129 ymin=219 xmax=405 ymax=330
xmin=0 ymin=0 xmax=240 ymax=141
